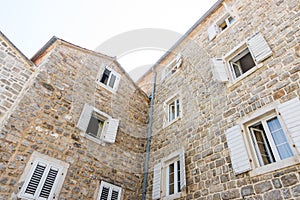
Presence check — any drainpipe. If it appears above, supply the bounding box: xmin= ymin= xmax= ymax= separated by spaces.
xmin=142 ymin=71 xmax=156 ymax=200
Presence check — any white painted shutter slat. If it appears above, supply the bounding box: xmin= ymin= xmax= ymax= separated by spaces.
xmin=208 ymin=24 xmax=217 ymax=41
xmin=179 ymin=150 xmax=186 ymax=190
xmin=277 ymin=98 xmax=300 ymax=154
xmin=225 ymin=125 xmax=251 ymax=175
xmin=152 ymin=163 xmax=161 ymax=200
xmin=76 ymin=103 xmax=93 ymax=132
xmin=212 ymin=58 xmax=228 ymax=82
xmin=247 ymin=32 xmax=272 ymax=63
xmin=103 ymin=118 xmax=120 ymax=143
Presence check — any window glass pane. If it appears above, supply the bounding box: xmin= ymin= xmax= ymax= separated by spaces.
xmin=100 ymin=69 xmax=111 ymax=85
xmin=239 ymin=52 xmax=255 ymax=73
xmin=267 ymin=117 xmax=293 ymax=159
xmin=86 ymin=116 xmax=104 ymax=138
xmin=251 ymin=127 xmax=275 ymax=165
xmin=169 ymin=102 xmax=175 ymax=121
xmin=169 ymin=163 xmax=174 ymax=195
xmin=109 ymin=74 xmax=116 ymax=88
xmin=177 ymin=160 xmax=181 ymax=192
xmin=227 ymin=16 xmax=235 ymax=24
xmin=231 ymin=62 xmax=242 ymax=78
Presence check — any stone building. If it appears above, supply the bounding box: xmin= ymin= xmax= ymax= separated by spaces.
xmin=0 ymin=0 xmax=300 ymax=200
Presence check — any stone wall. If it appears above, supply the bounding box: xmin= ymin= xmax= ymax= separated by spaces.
xmin=0 ymin=32 xmax=35 ymax=128
xmin=0 ymin=39 xmax=149 ymax=199
xmin=141 ymin=0 xmax=300 ymax=199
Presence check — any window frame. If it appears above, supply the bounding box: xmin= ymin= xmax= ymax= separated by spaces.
xmin=161 ymin=55 xmax=182 ymax=82
xmin=163 ymin=94 xmax=182 ymax=128
xmin=17 ymin=151 xmax=69 ymax=200
xmin=216 ymin=13 xmax=235 ymax=32
xmin=245 ymin=112 xmax=294 ymax=167
xmin=85 ymin=112 xmax=109 ymax=142
xmin=158 ymin=149 xmax=186 ymax=200
xmin=97 ymin=66 xmax=120 ymax=92
xmin=97 ymin=181 xmax=122 ymax=200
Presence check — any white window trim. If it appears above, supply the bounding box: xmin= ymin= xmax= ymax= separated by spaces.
xmin=161 ymin=148 xmax=185 ymax=200
xmin=223 ymin=42 xmax=263 ymax=84
xmin=163 ymin=93 xmax=182 ymax=128
xmin=17 ymin=151 xmax=69 ymax=200
xmin=96 ymin=66 xmax=121 ymax=93
xmin=97 ymin=181 xmax=122 ymax=200
xmin=239 ymin=102 xmax=300 ymax=176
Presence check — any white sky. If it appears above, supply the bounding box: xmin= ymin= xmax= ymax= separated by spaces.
xmin=1 ymin=0 xmax=218 ymax=74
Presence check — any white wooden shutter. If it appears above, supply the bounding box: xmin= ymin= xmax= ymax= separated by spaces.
xmin=212 ymin=58 xmax=229 ymax=82
xmin=179 ymin=150 xmax=186 ymax=190
xmin=161 ymin=68 xmax=166 ymax=81
xmin=277 ymin=98 xmax=300 ymax=154
xmin=152 ymin=163 xmax=161 ymax=200
xmin=247 ymin=32 xmax=272 ymax=63
xmin=113 ymin=74 xmax=121 ymax=91
xmin=208 ymin=24 xmax=218 ymax=41
xmin=76 ymin=103 xmax=93 ymax=132
xmin=103 ymin=118 xmax=120 ymax=143
xmin=21 ymin=160 xmax=62 ymax=200
xmin=225 ymin=125 xmax=251 ymax=175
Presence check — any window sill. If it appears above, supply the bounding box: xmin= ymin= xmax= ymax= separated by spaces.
xmin=227 ymin=63 xmax=263 ymax=88
xmin=163 ymin=116 xmax=181 ymax=129
xmin=83 ymin=133 xmax=106 ymax=146
xmin=162 ymin=192 xmax=182 ymax=200
xmin=96 ymin=81 xmax=117 ymax=93
xmin=250 ymin=156 xmax=300 ymax=177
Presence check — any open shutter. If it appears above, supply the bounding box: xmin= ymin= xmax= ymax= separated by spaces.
xmin=247 ymin=32 xmax=272 ymax=63
xmin=152 ymin=163 xmax=161 ymax=200
xmin=113 ymin=74 xmax=121 ymax=91
xmin=208 ymin=24 xmax=218 ymax=41
xmin=103 ymin=118 xmax=120 ymax=143
xmin=212 ymin=58 xmax=229 ymax=82
xmin=225 ymin=125 xmax=251 ymax=175
xmin=179 ymin=150 xmax=186 ymax=190
xmin=76 ymin=103 xmax=93 ymax=132
xmin=161 ymin=68 xmax=166 ymax=81
xmin=277 ymin=98 xmax=300 ymax=154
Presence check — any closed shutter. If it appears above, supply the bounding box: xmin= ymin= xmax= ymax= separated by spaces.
xmin=208 ymin=24 xmax=218 ymax=41
xmin=277 ymin=98 xmax=300 ymax=154
xmin=102 ymin=118 xmax=120 ymax=143
xmin=100 ymin=186 xmax=110 ymax=200
xmin=179 ymin=150 xmax=186 ymax=190
xmin=111 ymin=190 xmax=119 ymax=200
xmin=247 ymin=32 xmax=272 ymax=63
xmin=98 ymin=181 xmax=122 ymax=200
xmin=76 ymin=103 xmax=93 ymax=132
xmin=21 ymin=160 xmax=62 ymax=200
xmin=152 ymin=163 xmax=161 ymax=200
xmin=225 ymin=125 xmax=251 ymax=175
xmin=212 ymin=58 xmax=229 ymax=82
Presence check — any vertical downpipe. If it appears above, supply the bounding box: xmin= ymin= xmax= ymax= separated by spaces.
xmin=142 ymin=71 xmax=156 ymax=200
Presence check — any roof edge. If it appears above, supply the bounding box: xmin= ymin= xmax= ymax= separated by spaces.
xmin=0 ymin=31 xmax=35 ymax=68
xmin=136 ymin=0 xmax=224 ymax=83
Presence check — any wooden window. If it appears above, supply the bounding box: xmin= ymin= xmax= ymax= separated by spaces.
xmin=77 ymin=103 xmax=120 ymax=143
xmin=97 ymin=67 xmax=120 ymax=92
xmin=152 ymin=149 xmax=186 ymax=200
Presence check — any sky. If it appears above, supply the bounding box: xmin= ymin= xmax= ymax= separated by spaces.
xmin=1 ymin=0 xmax=218 ymax=76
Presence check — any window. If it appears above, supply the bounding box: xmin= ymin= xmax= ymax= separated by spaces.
xmin=18 ymin=151 xmax=69 ymax=200
xmin=163 ymin=95 xmax=181 ymax=127
xmin=248 ymin=115 xmax=293 ymax=166
xmin=97 ymin=181 xmax=122 ymax=200
xmin=76 ymin=103 xmax=120 ymax=143
xmin=97 ymin=67 xmax=120 ymax=92
xmin=229 ymin=48 xmax=256 ymax=79
xmin=161 ymin=55 xmax=182 ymax=81
xmin=212 ymin=32 xmax=272 ymax=82
xmin=225 ymin=98 xmax=300 ymax=175
xmin=217 ymin=14 xmax=235 ymax=32
xmin=168 ymin=99 xmax=180 ymax=122
xmin=152 ymin=149 xmax=186 ymax=200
